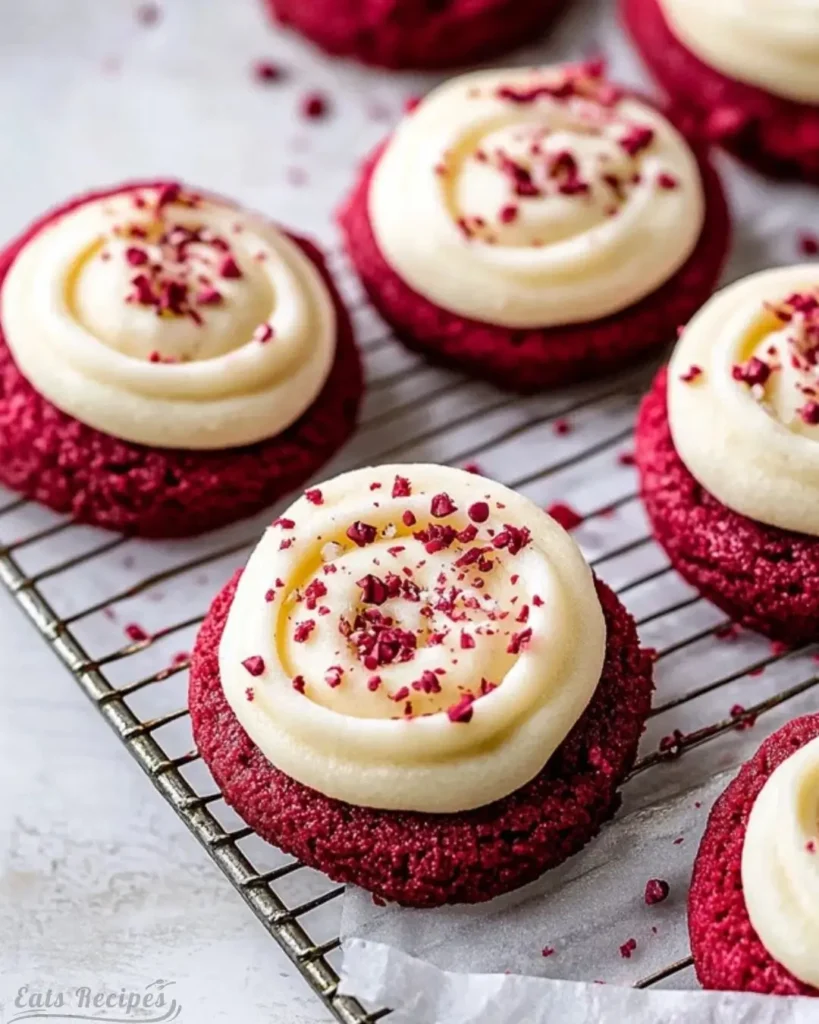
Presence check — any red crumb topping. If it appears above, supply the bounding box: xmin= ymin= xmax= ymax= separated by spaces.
xmin=680 ymin=365 xmax=703 ymax=383
xmin=430 ymin=493 xmax=457 ymax=518
xmin=392 ymin=475 xmax=411 ymax=498
xmin=619 ymin=938 xmax=637 ymax=959
xmin=305 ymin=488 xmax=323 ymax=505
xmin=242 ymin=655 xmax=265 ymax=676
xmin=547 ymin=502 xmax=583 ymax=531
xmin=292 ymin=675 xmax=306 ymax=693
xmin=347 ymin=521 xmax=377 ymax=546
xmin=644 ymin=879 xmax=670 ymax=905
xmin=541 ymin=946 xmax=555 ymax=958
xmin=447 ymin=694 xmax=475 ymax=723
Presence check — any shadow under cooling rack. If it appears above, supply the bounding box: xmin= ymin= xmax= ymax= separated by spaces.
xmin=2 ymin=249 xmax=817 ymax=1022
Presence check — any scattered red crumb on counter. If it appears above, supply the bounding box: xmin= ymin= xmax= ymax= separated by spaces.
xmin=547 ymin=502 xmax=583 ymax=531
xmin=286 ymin=167 xmax=309 ymax=187
xmin=553 ymin=418 xmax=572 ymax=436
xmin=673 ymin=836 xmax=684 ymax=845
xmin=714 ymin=622 xmax=740 ymax=641
xmin=253 ymin=59 xmax=286 ymax=84
xmin=124 ymin=622 xmax=149 ymax=642
xmin=730 ymin=704 xmax=758 ymax=731
xmin=463 ymin=461 xmax=483 ymax=474
xmin=659 ymin=728 xmax=685 ymax=756
xmin=135 ymin=2 xmax=160 ymax=26
xmin=748 ymin=665 xmax=766 ymax=677
xmin=617 ymin=451 xmax=636 ymax=466
xmin=301 ymin=91 xmax=330 ymax=120
xmin=799 ymin=232 xmax=819 ymax=257
xmin=541 ymin=946 xmax=555 ymax=958
xmin=171 ymin=651 xmax=190 ymax=668
xmin=644 ymin=878 xmax=670 ymax=905
xmin=619 ymin=938 xmax=637 ymax=959
xmin=404 ymin=95 xmax=421 ymax=113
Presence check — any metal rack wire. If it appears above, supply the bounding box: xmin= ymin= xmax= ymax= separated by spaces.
xmin=4 ymin=250 xmax=817 ymax=1022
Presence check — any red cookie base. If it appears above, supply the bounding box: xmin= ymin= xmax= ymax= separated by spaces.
xmin=622 ymin=0 xmax=819 ymax=183
xmin=689 ymin=714 xmax=819 ymax=996
xmin=265 ymin=0 xmax=567 ymax=71
xmin=636 ymin=368 xmax=819 ymax=645
xmin=0 ymin=183 xmax=363 ymax=538
xmin=189 ymin=572 xmax=653 ymax=908
xmin=338 ymin=134 xmax=729 ymax=393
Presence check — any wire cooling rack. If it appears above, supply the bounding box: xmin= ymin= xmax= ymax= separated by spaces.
xmin=3 ymin=248 xmax=818 ymax=1022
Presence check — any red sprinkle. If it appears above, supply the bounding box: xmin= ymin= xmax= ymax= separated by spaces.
xmin=467 ymin=501 xmax=490 ymax=523
xmin=800 ymin=400 xmax=819 ymax=425
xmin=499 ymin=204 xmax=519 ymax=224
xmin=305 ymin=488 xmax=323 ymax=505
xmin=219 ymin=255 xmax=242 ymax=279
xmin=367 ymin=675 xmax=382 ymax=691
xmin=347 ymin=521 xmax=377 ymax=547
xmin=242 ymin=655 xmax=265 ymax=677
xmin=619 ymin=938 xmax=637 ymax=959
xmin=447 ymin=694 xmax=475 ymax=723
xmin=430 ymin=493 xmax=457 ymax=518
xmin=644 ymin=879 xmax=670 ymax=905
xmin=507 ymin=628 xmax=532 ymax=654
xmin=392 ymin=475 xmax=411 ymax=498
xmin=460 ymin=631 xmax=476 ymax=649
xmin=253 ymin=59 xmax=285 ymax=84
xmin=125 ymin=246 xmax=148 ymax=266
xmin=254 ymin=323 xmax=274 ymax=344
xmin=799 ymin=232 xmax=819 ymax=256
xmin=657 ymin=172 xmax=678 ymax=190
xmin=553 ymin=418 xmax=572 ymax=436
xmin=402 ymin=510 xmax=417 ymax=527
xmin=293 ymin=620 xmax=316 ymax=643
xmin=292 ymin=675 xmax=306 ymax=693
xmin=274 ymin=517 xmax=295 ymax=529
xmin=547 ymin=502 xmax=583 ymax=531
xmin=124 ymin=622 xmax=149 ymax=642
xmin=541 ymin=946 xmax=555 ymax=958
xmin=617 ymin=451 xmax=636 ymax=467
xmin=301 ymin=91 xmax=330 ymax=120
xmin=730 ymin=704 xmax=758 ymax=730
xmin=680 ymin=365 xmax=703 ymax=383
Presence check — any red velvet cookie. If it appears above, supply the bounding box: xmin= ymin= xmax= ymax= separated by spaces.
xmin=0 ymin=182 xmax=362 ymax=538
xmin=689 ymin=714 xmax=819 ymax=996
xmin=339 ymin=64 xmax=729 ymax=393
xmin=636 ymin=368 xmax=819 ymax=646
xmin=190 ymin=572 xmax=652 ymax=908
xmin=622 ymin=0 xmax=819 ymax=183
xmin=265 ymin=0 xmax=568 ymax=70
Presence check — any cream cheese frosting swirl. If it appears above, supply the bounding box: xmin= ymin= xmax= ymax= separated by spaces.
xmin=660 ymin=0 xmax=819 ymax=104
xmin=669 ymin=266 xmax=819 ymax=536
xmin=742 ymin=734 xmax=819 ymax=987
xmin=368 ymin=62 xmax=705 ymax=329
xmin=1 ymin=183 xmax=336 ymax=449
xmin=219 ymin=464 xmax=606 ymax=813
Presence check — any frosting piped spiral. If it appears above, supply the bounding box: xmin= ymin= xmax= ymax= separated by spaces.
xmin=669 ymin=266 xmax=819 ymax=536
xmin=219 ymin=464 xmax=606 ymax=813
xmin=1 ymin=182 xmax=336 ymax=449
xmin=368 ymin=62 xmax=704 ymax=329
xmin=742 ymin=734 xmax=819 ymax=987
xmin=660 ymin=0 xmax=819 ymax=104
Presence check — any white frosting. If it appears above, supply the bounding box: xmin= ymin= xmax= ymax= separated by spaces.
xmin=369 ymin=64 xmax=704 ymax=329
xmin=742 ymin=734 xmax=819 ymax=987
xmin=660 ymin=0 xmax=819 ymax=104
xmin=669 ymin=266 xmax=819 ymax=536
xmin=1 ymin=184 xmax=336 ymax=449
xmin=219 ymin=464 xmax=606 ymax=813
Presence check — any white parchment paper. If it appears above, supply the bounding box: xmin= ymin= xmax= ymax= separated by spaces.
xmin=3 ymin=1 xmax=819 ymax=1021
